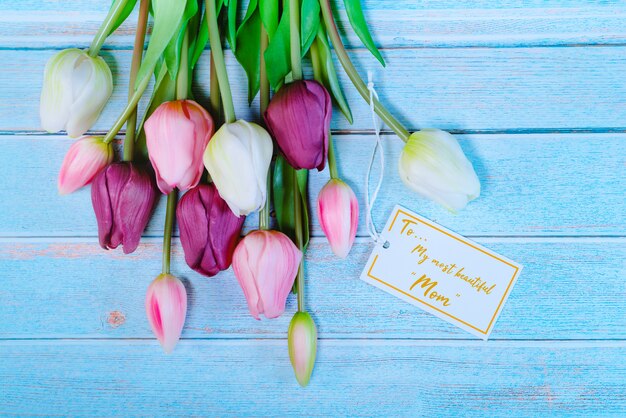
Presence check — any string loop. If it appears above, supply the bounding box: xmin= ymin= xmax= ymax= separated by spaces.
xmin=364 ymin=71 xmax=385 ymax=244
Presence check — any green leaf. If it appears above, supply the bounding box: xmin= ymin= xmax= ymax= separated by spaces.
xmin=273 ymin=156 xmax=310 ymax=251
xmin=234 ymin=0 xmax=261 ymax=103
xmin=135 ymin=0 xmax=191 ymax=87
xmin=300 ymin=0 xmax=319 ymax=57
xmin=264 ymin=0 xmax=290 ymax=89
xmin=225 ymin=0 xmax=238 ymax=51
xmin=108 ymin=0 xmax=138 ymax=35
xmin=189 ymin=1 xmax=209 ymax=69
xmin=310 ymin=26 xmax=353 ymax=123
xmin=343 ymin=0 xmax=385 ymax=66
xmin=259 ymin=0 xmax=278 ymax=38
xmin=136 ymin=65 xmax=177 ymax=160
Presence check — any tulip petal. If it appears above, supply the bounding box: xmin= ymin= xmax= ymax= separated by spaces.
xmin=40 ymin=49 xmax=83 ymax=134
xmin=145 ymin=274 xmax=187 ymax=354
xmin=145 ymin=100 xmax=214 ymax=194
xmin=117 ymin=164 xmax=159 ymax=253
xmin=317 ymin=179 xmax=359 ymax=258
xmin=91 ymin=163 xmax=158 ymax=254
xmin=177 ymin=184 xmax=245 ymax=277
xmin=399 ymin=129 xmax=480 ymax=212
xmin=65 ymin=54 xmax=113 ymax=138
xmin=40 ymin=49 xmax=113 ymax=138
xmin=91 ymin=164 xmax=117 ymax=250
xmin=232 ymin=230 xmax=301 ymax=320
xmin=264 ymin=80 xmax=331 ymax=171
xmin=288 ymin=311 xmax=317 ymax=387
xmin=203 ymin=120 xmax=273 ymax=216
xmin=58 ymin=136 xmax=113 ymax=195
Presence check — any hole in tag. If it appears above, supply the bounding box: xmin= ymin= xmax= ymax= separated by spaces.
xmin=382 ymin=241 xmax=390 ymax=249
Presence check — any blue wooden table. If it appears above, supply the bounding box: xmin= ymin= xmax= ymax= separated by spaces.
xmin=1 ymin=1 xmax=626 ymax=416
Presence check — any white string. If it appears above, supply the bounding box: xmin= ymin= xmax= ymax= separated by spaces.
xmin=365 ymin=71 xmax=385 ymax=244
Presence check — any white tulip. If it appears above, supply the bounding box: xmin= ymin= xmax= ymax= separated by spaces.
xmin=40 ymin=48 xmax=113 ymax=138
xmin=203 ymin=120 xmax=273 ymax=217
xmin=399 ymin=129 xmax=480 ymax=212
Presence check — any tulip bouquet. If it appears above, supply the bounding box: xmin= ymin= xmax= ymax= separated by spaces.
xmin=41 ymin=0 xmax=480 ymax=387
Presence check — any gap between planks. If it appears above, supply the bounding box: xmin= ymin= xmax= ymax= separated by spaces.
xmin=1 ymin=236 xmax=625 ymax=243
xmin=3 ymin=127 xmax=626 ymax=136
xmin=0 ymin=338 xmax=625 ymax=347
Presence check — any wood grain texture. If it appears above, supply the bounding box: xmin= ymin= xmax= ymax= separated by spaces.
xmin=3 ymin=47 xmax=626 ymax=133
xmin=1 ymin=0 xmax=625 ymax=415
xmin=1 ymin=133 xmax=623 ymax=237
xmin=3 ymin=2 xmax=626 ymax=48
xmin=1 ymin=237 xmax=624 ymax=340
xmin=0 ymin=340 xmax=625 ymax=416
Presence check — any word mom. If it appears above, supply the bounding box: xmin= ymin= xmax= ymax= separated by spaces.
xmin=409 ymin=273 xmax=451 ymax=307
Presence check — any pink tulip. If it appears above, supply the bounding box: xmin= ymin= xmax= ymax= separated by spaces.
xmin=288 ymin=311 xmax=317 ymax=387
xmin=145 ymin=274 xmax=188 ymax=354
xmin=145 ymin=100 xmax=214 ymax=194
xmin=232 ymin=230 xmax=302 ymax=320
xmin=58 ymin=136 xmax=113 ymax=195
xmin=317 ymin=179 xmax=359 ymax=258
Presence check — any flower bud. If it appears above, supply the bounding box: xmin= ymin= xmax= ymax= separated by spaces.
xmin=263 ymin=80 xmax=331 ymax=171
xmin=40 ymin=48 xmax=113 ymax=138
xmin=399 ymin=129 xmax=481 ymax=212
xmin=317 ymin=179 xmax=359 ymax=258
xmin=232 ymin=230 xmax=302 ymax=319
xmin=177 ymin=184 xmax=245 ymax=277
xmin=145 ymin=100 xmax=214 ymax=194
xmin=145 ymin=274 xmax=188 ymax=354
xmin=203 ymin=120 xmax=273 ymax=216
xmin=91 ymin=162 xmax=159 ymax=254
xmin=288 ymin=311 xmax=317 ymax=387
xmin=58 ymin=136 xmax=113 ymax=195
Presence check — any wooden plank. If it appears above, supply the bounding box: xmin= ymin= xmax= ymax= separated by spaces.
xmin=0 ymin=340 xmax=624 ymax=416
xmin=1 ymin=237 xmax=624 ymax=339
xmin=1 ymin=133 xmax=623 ymax=237
xmin=3 ymin=47 xmax=626 ymax=132
xmin=3 ymin=2 xmax=626 ymax=48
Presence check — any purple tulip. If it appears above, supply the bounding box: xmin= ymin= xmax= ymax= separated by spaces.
xmin=91 ymin=162 xmax=159 ymax=254
xmin=263 ymin=80 xmax=332 ymax=171
xmin=176 ymin=184 xmax=245 ymax=277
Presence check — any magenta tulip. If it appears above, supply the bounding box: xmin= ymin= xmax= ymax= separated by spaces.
xmin=317 ymin=179 xmax=359 ymax=258
xmin=263 ymin=80 xmax=331 ymax=171
xmin=288 ymin=311 xmax=317 ymax=387
xmin=232 ymin=230 xmax=302 ymax=319
xmin=91 ymin=162 xmax=159 ymax=254
xmin=145 ymin=100 xmax=214 ymax=194
xmin=177 ymin=184 xmax=245 ymax=277
xmin=145 ymin=274 xmax=187 ymax=354
xmin=58 ymin=136 xmax=113 ymax=194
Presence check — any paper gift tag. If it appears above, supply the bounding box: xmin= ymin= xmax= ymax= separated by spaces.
xmin=360 ymin=205 xmax=522 ymax=339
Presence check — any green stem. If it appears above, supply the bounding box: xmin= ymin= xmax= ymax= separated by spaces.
xmin=89 ymin=0 xmax=129 ymax=58
xmin=209 ymin=53 xmax=221 ymax=124
xmin=206 ymin=0 xmax=236 ymax=123
xmin=176 ymin=29 xmax=190 ymax=101
xmin=327 ymin=133 xmax=339 ymax=179
xmin=162 ymin=190 xmax=178 ymax=275
xmin=260 ymin=26 xmax=270 ymax=115
xmin=258 ymin=25 xmax=271 ymax=231
xmin=289 ymin=0 xmax=302 ymax=80
xmin=319 ymin=0 xmax=410 ymax=142
xmin=103 ymin=73 xmax=151 ymax=144
xmin=310 ymin=40 xmax=323 ymax=80
xmin=122 ymin=0 xmax=150 ymax=161
xmin=259 ymin=174 xmax=271 ymax=231
xmin=293 ymin=169 xmax=305 ymax=312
